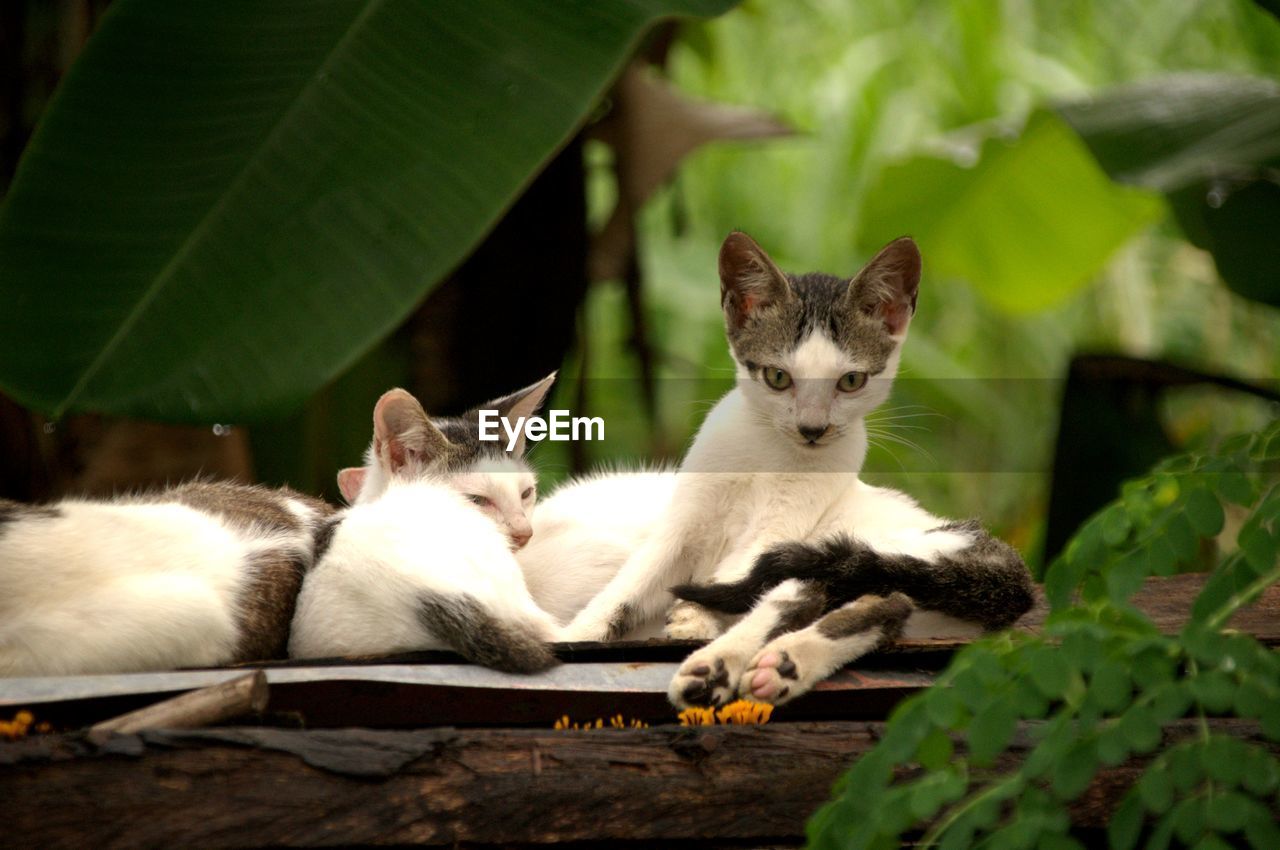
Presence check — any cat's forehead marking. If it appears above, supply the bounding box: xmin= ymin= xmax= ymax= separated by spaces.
xmin=727 ymin=271 xmax=896 ymax=374
xmin=786 ymin=331 xmax=857 ymax=378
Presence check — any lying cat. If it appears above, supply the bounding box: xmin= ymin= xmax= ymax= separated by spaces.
xmin=289 ymin=376 xmax=563 ymax=672
xmin=558 ymin=232 xmax=1034 ymax=707
xmin=0 ymin=376 xmax=559 ymax=677
xmin=0 ymin=482 xmax=332 ymax=676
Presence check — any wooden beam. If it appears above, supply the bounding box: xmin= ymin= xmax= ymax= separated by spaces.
xmin=2 ymin=720 xmax=1275 ymax=847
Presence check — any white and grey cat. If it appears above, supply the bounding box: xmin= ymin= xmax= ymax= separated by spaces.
xmin=290 ymin=376 xmax=563 ymax=672
xmin=0 ymin=376 xmax=561 ymax=677
xmin=554 ymin=232 xmax=1034 ymax=708
xmin=0 ymin=482 xmax=333 ymax=677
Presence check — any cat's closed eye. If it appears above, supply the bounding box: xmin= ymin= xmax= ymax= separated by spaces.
xmin=467 ymin=494 xmax=493 ymax=507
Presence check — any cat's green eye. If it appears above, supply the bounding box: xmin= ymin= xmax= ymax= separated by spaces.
xmin=763 ymin=367 xmax=792 ymax=391
xmin=837 ymin=371 xmax=868 ymax=393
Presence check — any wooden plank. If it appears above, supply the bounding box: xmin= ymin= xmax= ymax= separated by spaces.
xmin=2 ymin=720 xmax=1275 ymax=848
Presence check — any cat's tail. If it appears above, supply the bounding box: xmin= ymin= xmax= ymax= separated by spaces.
xmin=418 ymin=591 xmax=558 ymax=673
xmin=673 ymin=526 xmax=1035 ymax=630
xmin=669 ymin=537 xmax=846 ymax=614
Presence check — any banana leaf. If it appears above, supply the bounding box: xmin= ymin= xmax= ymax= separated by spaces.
xmin=0 ymin=0 xmax=736 ymax=421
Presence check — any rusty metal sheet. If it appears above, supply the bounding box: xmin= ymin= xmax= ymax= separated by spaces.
xmin=0 ymin=661 xmax=937 ymax=728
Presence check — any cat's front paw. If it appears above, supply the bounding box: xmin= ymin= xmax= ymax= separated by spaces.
xmin=663 ymin=600 xmax=722 ymax=640
xmin=740 ymin=647 xmax=804 ymax=705
xmin=669 ymin=650 xmax=742 ymax=708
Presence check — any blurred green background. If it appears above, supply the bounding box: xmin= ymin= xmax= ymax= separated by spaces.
xmin=536 ymin=0 xmax=1280 ymax=570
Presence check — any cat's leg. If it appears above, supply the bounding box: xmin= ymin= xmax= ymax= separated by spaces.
xmin=740 ymin=592 xmax=912 ymax=705
xmin=663 ymin=600 xmax=730 ymax=640
xmin=668 ymin=579 xmax=825 ymax=708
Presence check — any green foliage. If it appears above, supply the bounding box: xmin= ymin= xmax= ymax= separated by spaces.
xmin=1059 ymin=73 xmax=1280 ymax=307
xmin=0 ymin=0 xmax=737 ymax=421
xmin=860 ymin=111 xmax=1162 ymax=315
xmin=807 ymin=420 xmax=1280 ymax=849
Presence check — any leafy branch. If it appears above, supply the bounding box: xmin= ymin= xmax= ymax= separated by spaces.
xmin=808 ymin=420 xmax=1280 ymax=849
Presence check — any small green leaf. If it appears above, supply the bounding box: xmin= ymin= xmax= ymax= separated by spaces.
xmin=1165 ymin=512 xmax=1199 ymax=563
xmin=1206 ymin=792 xmax=1251 ymax=832
xmin=908 ymin=778 xmax=947 ymax=821
xmin=1030 ymin=650 xmax=1073 ymax=699
xmin=1089 ymin=660 xmax=1132 ymax=714
xmin=1189 ymin=670 xmax=1237 ymax=714
xmin=916 ymin=728 xmax=955 ymax=771
xmin=1120 ymin=704 xmax=1162 ymax=753
xmin=969 ymin=700 xmax=1018 ymax=765
xmin=926 ymin=687 xmax=964 ymax=729
xmin=1202 ymin=737 xmax=1246 ymax=786
xmin=1186 ymin=487 xmax=1226 ymax=537
xmin=1171 ymin=796 xmax=1207 ymax=845
xmin=1108 ymin=791 xmax=1146 ymax=850
xmin=1132 ymin=648 xmax=1177 ymax=689
xmin=1214 ymin=472 xmax=1257 ymax=507
xmin=1245 ymin=804 xmax=1280 ymax=848
xmin=1051 ymin=740 xmax=1097 ymax=800
xmin=1139 ymin=769 xmax=1175 ymax=813
xmin=1096 ymin=727 xmax=1130 ymax=766
xmin=1148 ymin=534 xmax=1181 ymax=577
xmin=1102 ymin=506 xmax=1133 ymax=546
xmin=1106 ymin=550 xmax=1149 ymax=604
xmin=1037 ymin=833 xmax=1085 ymax=850
xmin=1234 ymin=680 xmax=1271 ymax=719
xmin=1238 ymin=523 xmax=1276 ymax=575
xmin=1169 ymin=745 xmax=1204 ymax=792
xmin=1190 ymin=834 xmax=1234 ymax=850
xmin=1241 ymin=750 xmax=1279 ymax=795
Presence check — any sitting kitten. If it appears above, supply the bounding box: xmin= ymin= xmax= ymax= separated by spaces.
xmin=289 ymin=377 xmax=563 ymax=672
xmin=0 ymin=483 xmax=332 ymax=677
xmin=559 ymin=232 xmax=1034 ymax=707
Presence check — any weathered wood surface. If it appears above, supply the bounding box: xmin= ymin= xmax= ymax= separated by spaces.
xmin=2 ymin=720 xmax=1275 ymax=848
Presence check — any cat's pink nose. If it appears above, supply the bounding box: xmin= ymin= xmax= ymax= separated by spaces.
xmin=511 ymin=529 xmax=532 ymax=549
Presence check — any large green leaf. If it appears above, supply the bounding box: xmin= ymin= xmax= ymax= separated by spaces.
xmin=859 ymin=111 xmax=1161 ymax=314
xmin=0 ymin=0 xmax=736 ymax=421
xmin=1058 ymin=73 xmax=1280 ymax=307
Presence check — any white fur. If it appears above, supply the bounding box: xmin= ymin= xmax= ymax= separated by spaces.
xmin=289 ymin=477 xmax=558 ymax=658
xmin=517 ymin=469 xmax=676 ymax=635
xmin=0 ymin=499 xmax=313 ymax=677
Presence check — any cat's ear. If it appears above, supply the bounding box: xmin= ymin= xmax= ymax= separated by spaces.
xmin=336 ymin=467 xmax=366 ymax=504
xmin=372 ymin=388 xmax=454 ymax=474
xmin=719 ymin=231 xmax=791 ymax=329
xmin=475 ymin=372 xmax=557 ymax=455
xmin=847 ymin=236 xmax=921 ymax=337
